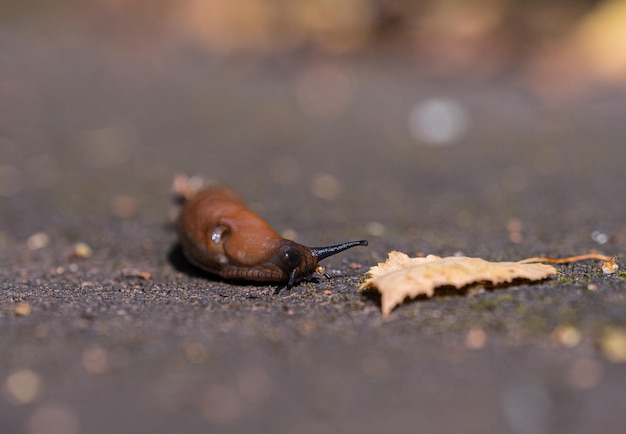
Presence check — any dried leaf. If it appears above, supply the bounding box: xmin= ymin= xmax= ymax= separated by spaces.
xmin=360 ymin=251 xmax=557 ymax=316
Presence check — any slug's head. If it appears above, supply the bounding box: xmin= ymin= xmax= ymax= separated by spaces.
xmin=274 ymin=239 xmax=368 ymax=289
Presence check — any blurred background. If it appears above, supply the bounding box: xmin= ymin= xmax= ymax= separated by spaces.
xmin=1 ymin=0 xmax=626 ymax=243
xmin=3 ymin=0 xmax=626 ymax=88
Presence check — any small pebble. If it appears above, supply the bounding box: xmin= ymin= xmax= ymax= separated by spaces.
xmin=298 ymin=320 xmax=316 ymax=336
xmin=27 ymin=232 xmax=49 ymax=250
xmin=14 ymin=302 xmax=32 ymax=316
xmin=552 ymin=325 xmax=581 ymax=348
xmin=82 ymin=346 xmax=109 ymax=374
xmin=591 ymin=230 xmax=608 ymax=245
xmin=601 ymin=258 xmax=618 ymax=274
xmin=465 ymin=327 xmax=487 ymax=349
xmin=6 ymin=368 xmax=41 ymax=404
xmin=310 ymin=173 xmax=341 ymax=201
xmin=506 ymin=218 xmax=524 ymax=243
xmin=600 ymin=328 xmax=626 ymax=363
xmin=73 ymin=242 xmax=92 ymax=259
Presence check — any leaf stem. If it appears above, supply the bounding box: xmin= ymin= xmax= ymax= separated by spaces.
xmin=519 ymin=253 xmax=614 ymax=264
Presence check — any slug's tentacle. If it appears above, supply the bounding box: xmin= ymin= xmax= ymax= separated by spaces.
xmin=287 ymin=269 xmax=298 ymax=290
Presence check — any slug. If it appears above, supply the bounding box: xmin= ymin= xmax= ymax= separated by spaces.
xmin=175 ymin=184 xmax=368 ymax=289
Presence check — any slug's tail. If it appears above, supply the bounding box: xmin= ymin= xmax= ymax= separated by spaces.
xmin=310 ymin=240 xmax=368 ymax=261
xmin=172 ymin=174 xmax=217 ymax=204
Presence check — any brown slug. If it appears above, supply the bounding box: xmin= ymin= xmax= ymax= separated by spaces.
xmin=176 ymin=185 xmax=368 ymax=289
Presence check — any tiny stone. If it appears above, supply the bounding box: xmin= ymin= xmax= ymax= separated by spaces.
xmin=6 ymin=369 xmax=41 ymax=404
xmin=310 ymin=173 xmax=341 ymax=201
xmin=600 ymin=328 xmax=626 ymax=363
xmin=14 ymin=302 xmax=32 ymax=316
xmin=466 ymin=327 xmax=487 ymax=349
xmin=552 ymin=325 xmax=581 ymax=348
xmin=73 ymin=242 xmax=92 ymax=258
xmin=27 ymin=232 xmax=49 ymax=250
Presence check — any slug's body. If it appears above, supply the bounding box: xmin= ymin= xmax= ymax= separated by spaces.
xmin=176 ymin=185 xmax=367 ymax=289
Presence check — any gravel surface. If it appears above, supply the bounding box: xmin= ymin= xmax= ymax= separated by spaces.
xmin=2 ymin=25 xmax=626 ymax=434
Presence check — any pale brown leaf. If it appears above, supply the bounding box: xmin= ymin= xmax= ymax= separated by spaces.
xmin=360 ymin=251 xmax=557 ymax=316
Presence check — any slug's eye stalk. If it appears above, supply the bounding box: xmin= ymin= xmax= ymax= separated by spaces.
xmin=281 ymin=239 xmax=367 ymax=288
xmin=309 ymin=240 xmax=368 ymax=261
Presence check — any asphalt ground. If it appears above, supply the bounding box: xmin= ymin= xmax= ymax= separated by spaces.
xmin=2 ymin=28 xmax=626 ymax=434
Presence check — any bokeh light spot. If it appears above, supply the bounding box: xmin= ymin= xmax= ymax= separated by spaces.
xmin=408 ymin=98 xmax=468 ymax=146
xmin=6 ymin=369 xmax=41 ymax=405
